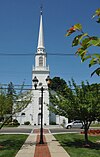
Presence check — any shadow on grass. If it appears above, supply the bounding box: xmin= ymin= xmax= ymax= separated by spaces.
xmin=0 ymin=139 xmax=23 ymax=150
xmin=60 ymin=139 xmax=100 ymax=150
xmin=0 ymin=139 xmax=36 ymax=151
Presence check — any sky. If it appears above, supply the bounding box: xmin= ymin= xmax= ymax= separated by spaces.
xmin=0 ymin=0 xmax=100 ymax=88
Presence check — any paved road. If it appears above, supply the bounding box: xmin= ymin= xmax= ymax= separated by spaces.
xmin=0 ymin=126 xmax=83 ymax=134
xmin=0 ymin=125 xmax=99 ymax=134
xmin=49 ymin=128 xmax=83 ymax=134
xmin=0 ymin=127 xmax=32 ymax=134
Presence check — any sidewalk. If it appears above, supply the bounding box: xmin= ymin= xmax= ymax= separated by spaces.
xmin=15 ymin=129 xmax=70 ymax=157
xmin=15 ymin=134 xmax=36 ymax=157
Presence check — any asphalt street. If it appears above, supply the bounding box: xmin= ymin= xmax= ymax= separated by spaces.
xmin=49 ymin=128 xmax=83 ymax=134
xmin=0 ymin=127 xmax=32 ymax=134
xmin=0 ymin=126 xmax=83 ymax=134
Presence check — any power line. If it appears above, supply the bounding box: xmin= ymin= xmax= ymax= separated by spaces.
xmin=0 ymin=53 xmax=74 ymax=56
xmin=0 ymin=52 xmax=95 ymax=56
xmin=48 ymin=53 xmax=75 ymax=56
xmin=0 ymin=82 xmax=99 ymax=88
xmin=0 ymin=53 xmax=33 ymax=56
xmin=0 ymin=84 xmax=33 ymax=91
xmin=0 ymin=87 xmax=32 ymax=91
xmin=0 ymin=83 xmax=32 ymax=87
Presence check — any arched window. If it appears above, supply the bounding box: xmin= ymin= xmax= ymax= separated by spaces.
xmin=39 ymin=82 xmax=42 ymax=86
xmin=21 ymin=113 xmax=25 ymax=116
xmin=39 ymin=56 xmax=43 ymax=66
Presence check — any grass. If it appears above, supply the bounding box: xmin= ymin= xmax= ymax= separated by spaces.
xmin=0 ymin=134 xmax=28 ymax=157
xmin=90 ymin=123 xmax=100 ymax=127
xmin=54 ymin=133 xmax=100 ymax=157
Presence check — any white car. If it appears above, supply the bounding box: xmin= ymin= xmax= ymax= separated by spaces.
xmin=65 ymin=120 xmax=83 ymax=129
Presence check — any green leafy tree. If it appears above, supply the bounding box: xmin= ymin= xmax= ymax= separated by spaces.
xmin=0 ymin=83 xmax=16 ymax=121
xmin=50 ymin=77 xmax=67 ymax=93
xmin=6 ymin=82 xmax=16 ymax=114
xmin=0 ymin=88 xmax=6 ymax=121
xmin=66 ymin=8 xmax=100 ymax=76
xmin=0 ymin=83 xmax=32 ymax=129
xmin=49 ymin=80 xmax=100 ymax=144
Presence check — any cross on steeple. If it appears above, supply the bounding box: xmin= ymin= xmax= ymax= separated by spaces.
xmin=40 ymin=4 xmax=43 ymax=15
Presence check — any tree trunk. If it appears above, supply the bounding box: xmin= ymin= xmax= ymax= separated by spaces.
xmin=84 ymin=123 xmax=88 ymax=145
xmin=0 ymin=116 xmax=12 ymax=130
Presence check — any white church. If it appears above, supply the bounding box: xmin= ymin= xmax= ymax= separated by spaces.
xmin=14 ymin=10 xmax=68 ymax=126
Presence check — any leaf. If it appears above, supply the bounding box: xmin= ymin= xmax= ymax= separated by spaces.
xmin=92 ymin=53 xmax=100 ymax=59
xmin=81 ymin=38 xmax=91 ymax=47
xmin=89 ymin=37 xmax=100 ymax=46
xmin=66 ymin=26 xmax=76 ymax=36
xmin=72 ymin=33 xmax=88 ymax=47
xmin=89 ymin=54 xmax=100 ymax=68
xmin=66 ymin=24 xmax=83 ymax=37
xmin=96 ymin=18 xmax=100 ymax=23
xmin=92 ymin=8 xmax=100 ymax=18
xmin=66 ymin=31 xmax=73 ymax=36
xmin=95 ymin=8 xmax=100 ymax=16
xmin=74 ymin=24 xmax=82 ymax=31
xmin=80 ymin=51 xmax=87 ymax=60
xmin=72 ymin=35 xmax=82 ymax=46
xmin=82 ymin=55 xmax=91 ymax=62
xmin=80 ymin=33 xmax=88 ymax=41
xmin=76 ymin=48 xmax=87 ymax=60
xmin=91 ymin=68 xmax=100 ymax=77
xmin=89 ymin=58 xmax=99 ymax=67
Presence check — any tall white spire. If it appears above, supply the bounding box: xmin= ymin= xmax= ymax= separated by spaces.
xmin=34 ymin=8 xmax=48 ymax=69
xmin=37 ymin=10 xmax=45 ymax=51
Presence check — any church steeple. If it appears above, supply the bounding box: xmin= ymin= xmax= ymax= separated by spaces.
xmin=31 ymin=6 xmax=50 ymax=126
xmin=34 ymin=8 xmax=48 ymax=70
xmin=37 ymin=9 xmax=45 ymax=53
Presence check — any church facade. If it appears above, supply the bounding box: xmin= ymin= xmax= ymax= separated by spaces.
xmin=14 ymin=10 xmax=68 ymax=126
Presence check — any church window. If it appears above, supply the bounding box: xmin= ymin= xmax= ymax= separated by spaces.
xmin=21 ymin=113 xmax=25 ymax=116
xmin=39 ymin=82 xmax=42 ymax=86
xmin=39 ymin=56 xmax=43 ymax=66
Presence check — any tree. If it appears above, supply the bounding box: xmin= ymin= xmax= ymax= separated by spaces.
xmin=0 ymin=83 xmax=16 ymax=121
xmin=66 ymin=8 xmax=100 ymax=76
xmin=0 ymin=83 xmax=32 ymax=129
xmin=6 ymin=82 xmax=16 ymax=115
xmin=50 ymin=77 xmax=67 ymax=92
xmin=49 ymin=79 xmax=100 ymax=144
xmin=0 ymin=88 xmax=6 ymax=121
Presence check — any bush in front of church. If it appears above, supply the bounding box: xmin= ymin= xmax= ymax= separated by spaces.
xmin=24 ymin=121 xmax=30 ymax=125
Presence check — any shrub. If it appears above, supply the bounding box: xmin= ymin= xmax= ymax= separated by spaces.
xmin=12 ymin=119 xmax=20 ymax=126
xmin=24 ymin=121 xmax=30 ymax=125
xmin=50 ymin=121 xmax=56 ymax=125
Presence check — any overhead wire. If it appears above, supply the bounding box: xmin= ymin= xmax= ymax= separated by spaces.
xmin=0 ymin=52 xmax=94 ymax=56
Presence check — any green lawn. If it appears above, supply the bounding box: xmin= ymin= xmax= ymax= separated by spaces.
xmin=54 ymin=133 xmax=100 ymax=157
xmin=0 ymin=134 xmax=28 ymax=157
xmin=90 ymin=123 xmax=100 ymax=127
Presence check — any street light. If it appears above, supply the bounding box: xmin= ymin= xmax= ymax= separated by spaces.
xmin=32 ymin=75 xmax=51 ymax=144
xmin=32 ymin=76 xmax=39 ymax=90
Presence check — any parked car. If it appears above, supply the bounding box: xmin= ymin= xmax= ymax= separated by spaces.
xmin=65 ymin=120 xmax=83 ymax=129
